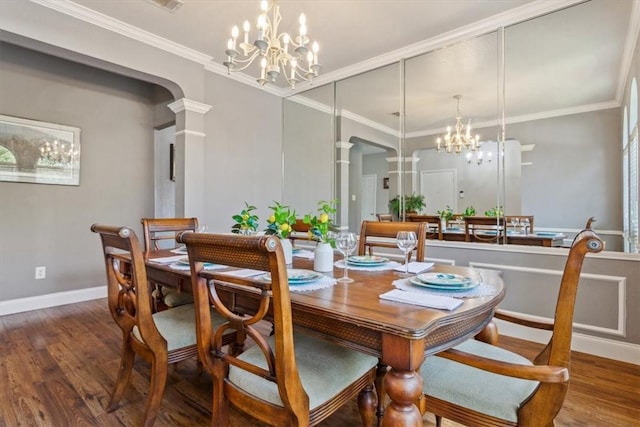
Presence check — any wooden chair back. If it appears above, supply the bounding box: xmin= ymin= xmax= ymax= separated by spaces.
xmin=463 ymin=216 xmax=506 ymax=243
xmin=376 ymin=213 xmax=393 ymax=222
xmin=91 ymin=224 xmax=199 ymax=426
xmin=176 ymin=232 xmax=376 ymax=426
xmin=423 ymin=218 xmax=605 ymax=426
xmin=141 ymin=217 xmax=199 ymax=253
xmin=358 ymin=220 xmax=427 ymax=261
xmin=406 ymin=214 xmax=443 ymax=240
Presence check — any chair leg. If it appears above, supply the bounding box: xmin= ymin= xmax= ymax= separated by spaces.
xmin=374 ymin=362 xmax=388 ymax=426
xmin=142 ymin=355 xmax=168 ymax=427
xmin=357 ymin=383 xmax=377 ymax=427
xmin=107 ymin=341 xmax=136 ymax=412
xmin=211 ymin=359 xmax=229 ymax=427
xmin=435 ymin=414 xmax=442 ymax=427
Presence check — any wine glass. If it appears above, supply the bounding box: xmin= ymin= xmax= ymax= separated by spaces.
xmin=396 ymin=231 xmax=417 ymax=276
xmin=520 ymin=218 xmax=530 ymax=235
xmin=336 ymin=232 xmax=357 ymax=283
xmin=510 ymin=217 xmax=519 ymax=233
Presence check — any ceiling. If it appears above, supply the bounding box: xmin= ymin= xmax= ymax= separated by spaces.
xmin=31 ymin=0 xmax=639 ymax=138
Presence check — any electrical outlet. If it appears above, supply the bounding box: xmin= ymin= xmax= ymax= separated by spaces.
xmin=35 ymin=266 xmax=46 ymax=280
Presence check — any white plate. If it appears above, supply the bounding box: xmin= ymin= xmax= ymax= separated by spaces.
xmin=347 ymin=255 xmax=389 ymax=266
xmin=416 ymin=272 xmax=473 ymax=286
xmin=260 ymin=269 xmax=324 ymax=285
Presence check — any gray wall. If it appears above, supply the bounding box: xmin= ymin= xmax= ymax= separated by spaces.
xmin=0 ymin=43 xmax=157 ymax=300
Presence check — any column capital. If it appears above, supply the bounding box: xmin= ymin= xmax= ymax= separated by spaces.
xmin=335 ymin=141 xmax=354 ymax=150
xmin=168 ymin=98 xmax=212 ymax=114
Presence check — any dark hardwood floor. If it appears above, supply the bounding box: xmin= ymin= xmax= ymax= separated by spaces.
xmin=0 ymin=298 xmax=638 ymax=426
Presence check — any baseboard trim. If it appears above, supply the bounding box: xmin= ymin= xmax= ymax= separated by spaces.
xmin=0 ymin=286 xmax=107 ymax=316
xmin=495 ymin=319 xmax=640 ymax=365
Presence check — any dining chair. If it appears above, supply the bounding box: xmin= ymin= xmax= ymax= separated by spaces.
xmin=419 ymin=218 xmax=604 ymax=427
xmin=376 ymin=213 xmax=393 ymax=222
xmin=176 ymin=232 xmax=379 ymax=427
xmin=358 ymin=220 xmax=427 ymax=262
xmin=141 ymin=217 xmax=198 ymax=310
xmin=464 ymin=216 xmax=507 ymax=243
xmin=90 ymin=224 xmax=232 ymax=427
xmin=406 ymin=214 xmax=443 ymax=240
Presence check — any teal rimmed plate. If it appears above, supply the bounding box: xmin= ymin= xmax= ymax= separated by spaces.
xmin=347 ymin=255 xmax=389 ymax=266
xmin=409 ymin=276 xmax=480 ymax=291
xmin=416 ymin=272 xmax=473 ymax=286
xmin=260 ymin=269 xmax=323 ymax=285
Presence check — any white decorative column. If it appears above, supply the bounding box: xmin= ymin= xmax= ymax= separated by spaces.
xmin=335 ymin=141 xmax=353 ymax=229
xmin=386 ymin=155 xmax=420 ymax=218
xmin=168 ymin=98 xmax=212 ymax=219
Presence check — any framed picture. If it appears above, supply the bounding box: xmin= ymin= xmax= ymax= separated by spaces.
xmin=383 ymin=177 xmax=389 ymax=189
xmin=0 ymin=114 xmax=81 ymax=186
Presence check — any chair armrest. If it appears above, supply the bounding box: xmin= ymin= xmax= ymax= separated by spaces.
xmin=439 ymin=348 xmax=569 ymax=383
xmin=494 ymin=309 xmax=555 ymax=331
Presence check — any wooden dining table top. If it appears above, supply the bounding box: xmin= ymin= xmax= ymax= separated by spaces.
xmin=143 ymin=249 xmax=505 ymax=426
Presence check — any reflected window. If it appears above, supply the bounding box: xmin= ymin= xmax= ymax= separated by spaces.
xmin=625 ymin=78 xmax=639 ymax=252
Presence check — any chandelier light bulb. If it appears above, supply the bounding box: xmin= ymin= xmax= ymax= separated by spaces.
xmin=260 ymin=0 xmax=268 ymax=12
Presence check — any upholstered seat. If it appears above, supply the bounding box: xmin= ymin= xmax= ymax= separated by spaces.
xmin=422 ymin=340 xmax=538 ymax=423
xmin=229 ymin=333 xmax=378 ymax=410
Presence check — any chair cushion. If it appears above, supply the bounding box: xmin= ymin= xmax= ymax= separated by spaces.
xmin=152 ymin=288 xmax=194 ymax=307
xmin=132 ymin=304 xmax=225 ymax=352
xmin=228 ymin=333 xmax=378 ymax=410
xmin=421 ymin=339 xmax=539 ymax=422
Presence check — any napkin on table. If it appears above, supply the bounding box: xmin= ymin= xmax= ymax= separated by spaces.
xmin=293 ymin=249 xmax=315 ymax=259
xmin=379 ymin=289 xmax=463 ymax=310
xmin=393 ymin=262 xmax=434 ymax=274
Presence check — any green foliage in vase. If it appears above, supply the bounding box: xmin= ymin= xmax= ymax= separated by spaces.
xmin=484 ymin=206 xmax=504 ymax=217
xmin=389 ymin=194 xmax=426 ymax=216
xmin=264 ymin=201 xmax=297 ymax=238
xmin=231 ymin=202 xmax=259 ymax=234
xmin=462 ymin=206 xmax=476 ymax=216
xmin=303 ymin=199 xmax=338 ymax=246
xmin=437 ymin=205 xmax=454 ymax=221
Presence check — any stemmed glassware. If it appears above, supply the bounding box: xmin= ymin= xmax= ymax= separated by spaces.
xmin=396 ymin=231 xmax=417 ymax=276
xmin=510 ymin=217 xmax=519 ymax=233
xmin=520 ymin=218 xmax=530 ymax=235
xmin=336 ymin=232 xmax=357 ymax=283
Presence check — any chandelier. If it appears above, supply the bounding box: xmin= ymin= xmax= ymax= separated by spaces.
xmin=39 ymin=139 xmax=77 ymax=167
xmin=466 ymin=150 xmax=492 ymax=165
xmin=436 ymin=95 xmax=480 ymax=154
xmin=223 ymin=0 xmax=321 ymax=89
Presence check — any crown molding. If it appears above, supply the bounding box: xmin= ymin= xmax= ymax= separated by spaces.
xmin=30 ymin=0 xmax=213 ymax=64
xmin=167 ymin=98 xmax=212 ymax=114
xmin=204 ymin=61 xmax=289 ymax=97
xmin=286 ymin=94 xmax=333 ymax=114
xmin=340 ymin=109 xmax=400 ymax=138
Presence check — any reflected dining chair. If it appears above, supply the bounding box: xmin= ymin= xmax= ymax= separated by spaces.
xmin=419 ymin=218 xmax=604 ymax=427
xmin=289 ymin=218 xmax=315 ymax=247
xmin=141 ymin=217 xmax=198 ymax=310
xmin=176 ymin=232 xmax=379 ymax=426
xmin=358 ymin=220 xmax=427 ymax=262
xmin=464 ymin=216 xmax=507 ymax=243
xmin=376 ymin=213 xmax=393 ymax=222
xmin=91 ymin=224 xmax=232 ymax=427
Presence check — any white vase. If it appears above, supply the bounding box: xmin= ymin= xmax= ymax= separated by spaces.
xmin=280 ymin=237 xmax=293 ymax=265
xmin=314 ymin=242 xmax=334 ymax=272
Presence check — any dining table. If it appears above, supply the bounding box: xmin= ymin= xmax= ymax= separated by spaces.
xmin=142 ymin=248 xmax=505 ymax=427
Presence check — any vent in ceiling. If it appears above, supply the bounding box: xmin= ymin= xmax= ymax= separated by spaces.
xmin=148 ymin=0 xmax=183 ymax=12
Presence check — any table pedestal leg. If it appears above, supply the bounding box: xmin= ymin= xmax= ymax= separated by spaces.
xmin=381 ymin=368 xmax=423 ymax=426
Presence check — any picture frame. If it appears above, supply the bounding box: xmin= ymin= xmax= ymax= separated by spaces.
xmin=0 ymin=114 xmax=81 ymax=186
xmin=383 ymin=177 xmax=389 ymax=189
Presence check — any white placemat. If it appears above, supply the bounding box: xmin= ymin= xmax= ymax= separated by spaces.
xmin=288 ymin=275 xmax=338 ymax=292
xmin=334 ymin=259 xmax=402 ymax=271
xmin=149 ymin=255 xmax=187 ymax=265
xmin=392 ymin=278 xmax=499 ymax=298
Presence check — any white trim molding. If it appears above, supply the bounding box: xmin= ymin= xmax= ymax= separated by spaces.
xmin=167 ymin=98 xmax=212 ymax=114
xmin=335 ymin=141 xmax=354 ymax=150
xmin=174 ymin=129 xmax=206 ymax=138
xmin=0 ymin=286 xmax=107 ymax=316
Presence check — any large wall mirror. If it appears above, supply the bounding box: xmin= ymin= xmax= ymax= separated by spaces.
xmin=282 ymin=0 xmax=636 ymax=253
